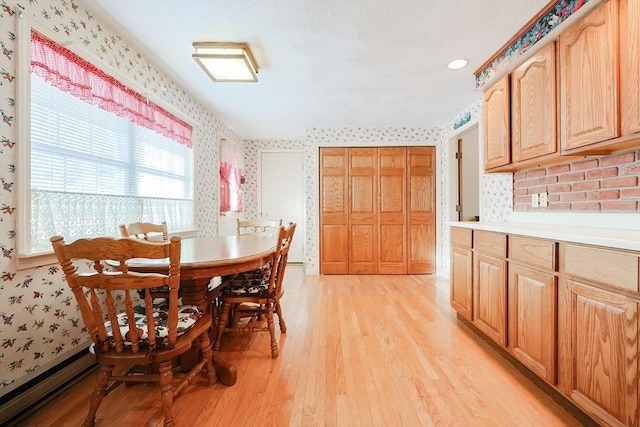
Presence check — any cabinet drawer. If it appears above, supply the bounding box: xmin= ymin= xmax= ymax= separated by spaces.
xmin=474 ymin=231 xmax=507 ymax=258
xmin=510 ymin=236 xmax=557 ymax=271
xmin=564 ymin=244 xmax=639 ymax=292
xmin=451 ymin=228 xmax=472 ymax=248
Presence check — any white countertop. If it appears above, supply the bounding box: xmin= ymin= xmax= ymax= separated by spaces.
xmin=449 ymin=221 xmax=640 ymax=252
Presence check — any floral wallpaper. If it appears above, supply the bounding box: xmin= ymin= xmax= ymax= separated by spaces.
xmin=0 ymin=0 xmax=224 ymax=396
xmin=437 ymin=100 xmax=512 ymax=276
xmin=475 ymin=0 xmax=593 ymax=89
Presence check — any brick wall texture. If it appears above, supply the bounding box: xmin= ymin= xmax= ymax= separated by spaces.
xmin=513 ymin=149 xmax=640 ymax=211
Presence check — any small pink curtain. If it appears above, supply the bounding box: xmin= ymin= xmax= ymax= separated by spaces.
xmin=219 ymin=162 xmax=232 ymax=213
xmin=30 ymin=30 xmax=192 ymax=147
xmin=219 ymin=139 xmax=244 ymax=213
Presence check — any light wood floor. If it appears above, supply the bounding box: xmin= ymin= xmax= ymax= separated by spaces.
xmin=19 ymin=267 xmax=592 ymax=426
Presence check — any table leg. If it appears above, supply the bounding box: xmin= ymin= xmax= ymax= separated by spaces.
xmin=180 ymin=277 xmax=237 ymax=386
xmin=212 ymin=355 xmax=237 ymax=386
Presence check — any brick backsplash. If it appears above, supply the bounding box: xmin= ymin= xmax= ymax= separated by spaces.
xmin=513 ymin=150 xmax=640 ymax=212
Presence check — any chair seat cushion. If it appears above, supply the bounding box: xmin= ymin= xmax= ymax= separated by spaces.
xmin=221 ymin=263 xmax=271 ymax=295
xmin=104 ymin=303 xmax=203 ymax=346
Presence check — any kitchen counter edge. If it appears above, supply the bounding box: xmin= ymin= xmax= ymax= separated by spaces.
xmin=448 ymin=221 xmax=640 ymax=252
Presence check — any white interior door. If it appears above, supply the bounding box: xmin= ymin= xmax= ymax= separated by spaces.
xmin=260 ymin=151 xmax=304 ymax=263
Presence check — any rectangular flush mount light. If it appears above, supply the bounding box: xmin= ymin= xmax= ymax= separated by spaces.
xmin=192 ymin=42 xmax=259 ymax=82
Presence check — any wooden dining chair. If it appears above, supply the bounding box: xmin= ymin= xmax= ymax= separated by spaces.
xmin=50 ymin=235 xmax=216 ymax=427
xmin=214 ymin=222 xmax=296 ymax=358
xmin=119 ymin=221 xmax=174 ymax=301
xmin=119 ymin=221 xmax=168 ymax=241
xmin=236 ymin=217 xmax=282 ymax=235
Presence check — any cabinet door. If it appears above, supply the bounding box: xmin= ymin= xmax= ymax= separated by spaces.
xmin=559 ymin=279 xmax=639 ymax=427
xmin=406 ymin=147 xmax=435 ymax=274
xmin=559 ymin=0 xmax=619 ymax=151
xmin=378 ymin=147 xmax=406 ymax=274
xmin=483 ymin=75 xmax=511 ymax=170
xmin=451 ymin=246 xmax=473 ymax=320
xmin=620 ymin=0 xmax=640 ymax=135
xmin=349 ymin=148 xmax=377 ymax=274
xmin=509 ymin=264 xmax=557 ymax=384
xmin=512 ymin=43 xmax=557 ymax=162
xmin=473 ymin=253 xmax=507 ymax=346
xmin=320 ymin=148 xmax=349 ymax=274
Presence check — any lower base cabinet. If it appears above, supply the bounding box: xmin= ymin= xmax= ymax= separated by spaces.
xmin=450 ymin=227 xmax=640 ymax=427
xmin=559 ymin=279 xmax=639 ymax=427
xmin=473 ymin=253 xmax=507 ymax=346
xmin=451 ymin=245 xmax=473 ymax=320
xmin=509 ymin=264 xmax=557 ymax=384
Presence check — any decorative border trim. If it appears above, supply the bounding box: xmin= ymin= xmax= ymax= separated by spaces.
xmin=474 ymin=0 xmax=591 ymax=89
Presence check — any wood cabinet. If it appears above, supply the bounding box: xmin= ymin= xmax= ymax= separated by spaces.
xmin=559 ymin=0 xmax=619 ymax=151
xmin=511 ymin=42 xmax=557 ymax=163
xmin=508 ymin=236 xmax=558 ymax=385
xmin=620 ymin=0 xmax=640 ymax=135
xmin=558 ymin=243 xmax=640 ymax=426
xmin=483 ymin=75 xmax=511 ymax=170
xmin=482 ymin=0 xmax=639 ymax=172
xmin=319 ymin=146 xmax=435 ymax=275
xmin=450 ymin=228 xmax=473 ymax=320
xmin=559 ymin=278 xmax=638 ymax=427
xmin=473 ymin=231 xmax=508 ymax=346
xmin=450 ymin=226 xmax=640 ymax=426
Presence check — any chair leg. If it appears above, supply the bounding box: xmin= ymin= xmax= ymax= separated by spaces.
xmin=214 ymin=301 xmax=232 ymax=352
xmin=83 ymin=364 xmax=112 ymax=427
xmin=275 ymin=300 xmax=287 ymax=333
xmin=159 ymin=360 xmax=175 ymax=427
xmin=265 ymin=304 xmax=279 ymax=358
xmin=199 ymin=333 xmax=217 ymax=386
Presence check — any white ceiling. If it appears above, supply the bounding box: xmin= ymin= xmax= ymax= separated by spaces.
xmin=83 ymin=0 xmax=549 ymax=140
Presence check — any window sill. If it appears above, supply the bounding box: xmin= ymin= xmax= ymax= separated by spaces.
xmin=16 ymin=229 xmax=199 ymax=271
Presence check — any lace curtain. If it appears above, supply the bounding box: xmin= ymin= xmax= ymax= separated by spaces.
xmin=31 ymin=191 xmax=193 ymax=250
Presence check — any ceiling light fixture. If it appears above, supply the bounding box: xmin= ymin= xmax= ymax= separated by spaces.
xmin=192 ymin=42 xmax=258 ymax=82
xmin=447 ymin=58 xmax=469 ymax=70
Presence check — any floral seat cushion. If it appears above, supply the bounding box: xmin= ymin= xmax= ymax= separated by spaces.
xmin=221 ymin=262 xmax=271 ymax=295
xmin=104 ymin=303 xmax=203 ymax=346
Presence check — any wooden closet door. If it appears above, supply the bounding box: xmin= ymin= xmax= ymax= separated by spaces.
xmin=406 ymin=147 xmax=435 ymax=274
xmin=378 ymin=147 xmax=406 ymax=274
xmin=349 ymin=148 xmax=377 ymax=274
xmin=320 ymin=148 xmax=349 ymax=274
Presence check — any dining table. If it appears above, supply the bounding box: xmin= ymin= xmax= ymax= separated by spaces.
xmin=127 ymin=234 xmax=277 ymax=386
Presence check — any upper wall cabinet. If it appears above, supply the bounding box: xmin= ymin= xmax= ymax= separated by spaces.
xmin=483 ymin=75 xmax=511 ymax=170
xmin=559 ymin=0 xmax=619 ymax=152
xmin=620 ymin=0 xmax=640 ymax=135
xmin=512 ymin=42 xmax=557 ymax=163
xmin=482 ymin=0 xmax=640 ymax=172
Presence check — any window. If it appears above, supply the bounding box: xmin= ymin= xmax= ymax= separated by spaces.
xmin=19 ymin=26 xmax=194 ymax=256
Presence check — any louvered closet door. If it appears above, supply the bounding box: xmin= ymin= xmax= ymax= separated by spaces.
xmin=349 ymin=148 xmax=377 ymax=274
xmin=407 ymin=147 xmax=436 ymax=274
xmin=378 ymin=147 xmax=407 ymax=274
xmin=320 ymin=148 xmax=349 ymax=274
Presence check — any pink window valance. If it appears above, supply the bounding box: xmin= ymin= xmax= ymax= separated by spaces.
xmin=30 ymin=30 xmax=192 ymax=147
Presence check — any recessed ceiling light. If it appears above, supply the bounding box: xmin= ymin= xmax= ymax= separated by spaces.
xmin=447 ymin=58 xmax=469 ymax=70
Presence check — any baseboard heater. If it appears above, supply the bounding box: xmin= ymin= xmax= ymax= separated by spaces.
xmin=0 ymin=348 xmax=96 ymax=426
